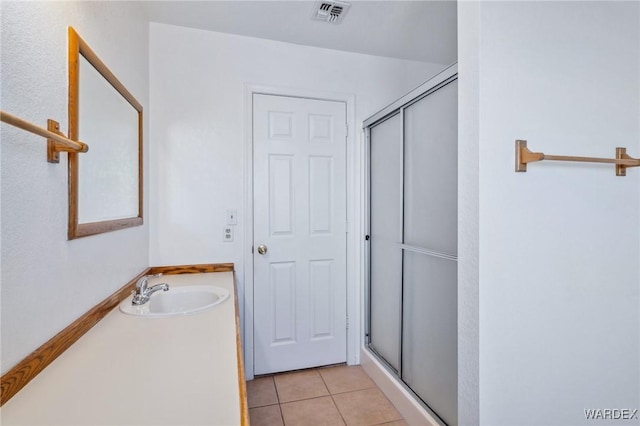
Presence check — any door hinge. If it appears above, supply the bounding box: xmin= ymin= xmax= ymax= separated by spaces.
xmin=345 ymin=123 xmax=349 ymax=137
xmin=346 ymin=315 xmax=349 ymax=331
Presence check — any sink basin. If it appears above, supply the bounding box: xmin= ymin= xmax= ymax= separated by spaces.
xmin=119 ymin=285 xmax=230 ymax=317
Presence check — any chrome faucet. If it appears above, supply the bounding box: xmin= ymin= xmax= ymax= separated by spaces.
xmin=132 ymin=273 xmax=169 ymax=305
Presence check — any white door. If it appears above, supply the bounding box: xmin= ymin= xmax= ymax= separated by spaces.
xmin=253 ymin=94 xmax=347 ymax=375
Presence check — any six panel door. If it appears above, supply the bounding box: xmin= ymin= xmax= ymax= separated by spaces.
xmin=253 ymin=94 xmax=347 ymax=375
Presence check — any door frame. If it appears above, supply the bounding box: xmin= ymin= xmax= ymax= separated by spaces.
xmin=243 ymin=84 xmax=358 ymax=379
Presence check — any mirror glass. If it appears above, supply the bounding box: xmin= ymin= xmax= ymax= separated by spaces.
xmin=78 ymin=56 xmax=139 ymax=223
xmin=68 ymin=28 xmax=143 ymax=239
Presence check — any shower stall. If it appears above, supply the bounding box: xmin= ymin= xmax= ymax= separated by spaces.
xmin=364 ymin=64 xmax=458 ymax=426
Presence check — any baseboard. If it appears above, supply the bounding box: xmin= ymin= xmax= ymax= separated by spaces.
xmin=360 ymin=348 xmax=443 ymax=426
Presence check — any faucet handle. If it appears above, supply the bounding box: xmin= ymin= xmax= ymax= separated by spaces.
xmin=141 ymin=272 xmax=163 ymax=282
xmin=136 ymin=273 xmax=162 ymax=291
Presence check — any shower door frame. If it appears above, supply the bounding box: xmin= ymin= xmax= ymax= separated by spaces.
xmin=363 ymin=63 xmax=458 ymax=426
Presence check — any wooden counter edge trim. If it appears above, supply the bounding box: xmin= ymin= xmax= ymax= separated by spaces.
xmin=0 ymin=267 xmax=151 ymax=406
xmin=0 ymin=262 xmax=235 ymax=406
xmin=148 ymin=263 xmax=234 ymax=275
xmin=233 ymin=271 xmax=250 ymax=425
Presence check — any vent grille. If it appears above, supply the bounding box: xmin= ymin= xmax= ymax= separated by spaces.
xmin=311 ymin=1 xmax=351 ymax=24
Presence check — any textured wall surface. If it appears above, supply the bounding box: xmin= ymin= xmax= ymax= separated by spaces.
xmin=457 ymin=1 xmax=480 ymax=425
xmin=0 ymin=1 xmax=149 ymax=374
xmin=460 ymin=2 xmax=639 ymax=425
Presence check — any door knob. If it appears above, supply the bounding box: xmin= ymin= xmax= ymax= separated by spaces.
xmin=257 ymin=244 xmax=268 ymax=255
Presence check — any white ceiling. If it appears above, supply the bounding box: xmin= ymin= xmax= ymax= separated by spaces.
xmin=142 ymin=1 xmax=457 ymax=65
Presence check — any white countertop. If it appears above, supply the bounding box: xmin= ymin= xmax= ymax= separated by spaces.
xmin=1 ymin=272 xmax=242 ymax=426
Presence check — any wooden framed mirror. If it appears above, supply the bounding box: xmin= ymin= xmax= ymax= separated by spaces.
xmin=68 ymin=27 xmax=143 ymax=239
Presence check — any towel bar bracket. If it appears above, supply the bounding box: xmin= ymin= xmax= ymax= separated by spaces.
xmin=615 ymin=147 xmax=639 ymax=176
xmin=47 ymin=119 xmax=62 ymax=163
xmin=47 ymin=119 xmax=85 ymax=163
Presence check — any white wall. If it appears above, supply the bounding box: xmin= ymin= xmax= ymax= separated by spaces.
xmin=459 ymin=2 xmax=639 ymax=425
xmin=0 ymin=1 xmax=149 ymax=374
xmin=457 ymin=1 xmax=480 ymax=425
xmin=149 ymin=22 xmax=445 ymax=375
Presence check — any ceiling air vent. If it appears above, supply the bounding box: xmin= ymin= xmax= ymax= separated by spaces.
xmin=311 ymin=0 xmax=351 ymax=24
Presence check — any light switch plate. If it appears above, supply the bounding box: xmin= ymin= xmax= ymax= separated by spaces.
xmin=226 ymin=209 xmax=238 ymax=225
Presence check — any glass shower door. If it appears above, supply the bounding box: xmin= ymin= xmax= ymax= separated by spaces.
xmin=402 ymin=79 xmax=458 ymax=426
xmin=366 ymin=70 xmax=458 ymax=426
xmin=368 ymin=113 xmax=402 ymax=372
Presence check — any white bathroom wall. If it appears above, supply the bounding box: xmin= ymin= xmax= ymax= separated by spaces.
xmin=0 ymin=1 xmax=149 ymax=374
xmin=148 ymin=22 xmax=446 ymax=362
xmin=457 ymin=1 xmax=480 ymax=425
xmin=459 ymin=2 xmax=639 ymax=425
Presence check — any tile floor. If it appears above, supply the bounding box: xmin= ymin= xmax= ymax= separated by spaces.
xmin=247 ymin=365 xmax=408 ymax=426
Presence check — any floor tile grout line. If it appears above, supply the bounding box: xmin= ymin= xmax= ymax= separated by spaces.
xmin=270 ymin=375 xmax=281 ymax=404
xmin=248 ymin=402 xmax=280 ymax=409
xmin=328 ymin=384 xmax=378 ymax=396
xmin=318 ymin=365 xmax=380 ymax=396
xmin=279 ymin=394 xmax=349 ymax=426
xmin=328 ymin=393 xmax=348 ymax=426
xmin=277 ymin=403 xmax=285 ymax=426
xmin=279 ymin=393 xmax=333 ymax=405
xmin=269 ymin=376 xmax=286 ymax=426
xmin=275 ymin=368 xmax=332 ymax=404
xmin=246 ymin=375 xmax=280 ymax=410
xmin=318 ymin=368 xmax=349 ymax=426
xmin=273 ymin=368 xmax=335 ymax=425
